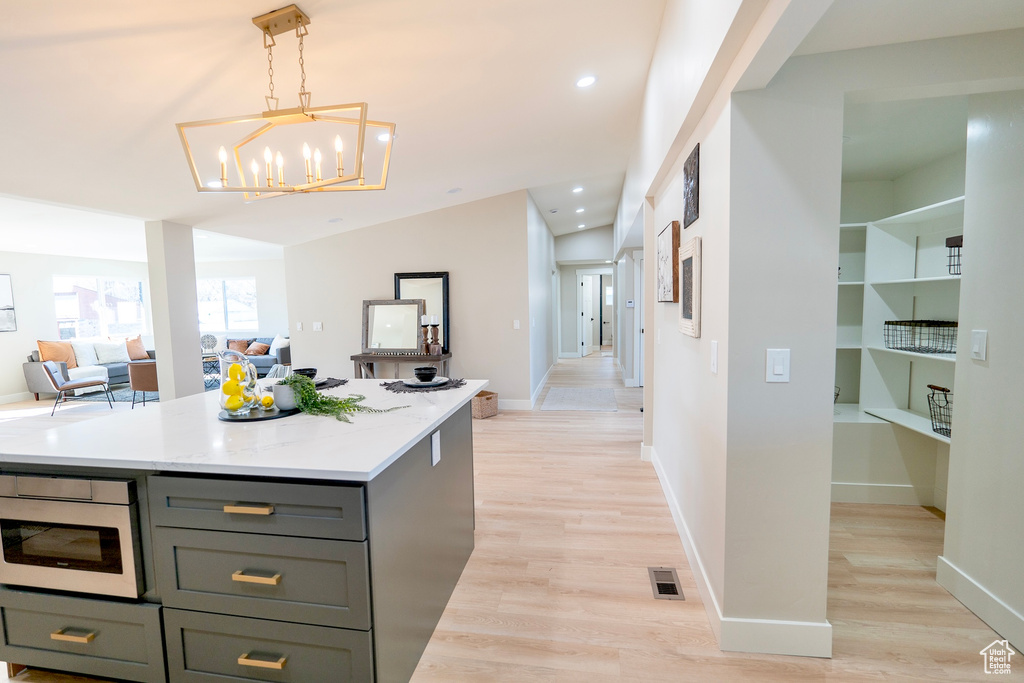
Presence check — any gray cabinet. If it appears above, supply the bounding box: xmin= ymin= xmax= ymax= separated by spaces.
xmin=164 ymin=609 xmax=374 ymax=682
xmin=0 ymin=587 xmax=165 ymax=683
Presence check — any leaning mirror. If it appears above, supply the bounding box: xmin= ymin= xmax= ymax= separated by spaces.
xmin=362 ymin=299 xmax=426 ymax=353
xmin=395 ymin=272 xmax=450 ymax=353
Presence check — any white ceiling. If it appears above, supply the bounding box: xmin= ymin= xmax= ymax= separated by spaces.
xmin=794 ymin=0 xmax=1024 ymax=56
xmin=0 ymin=0 xmax=666 ymax=258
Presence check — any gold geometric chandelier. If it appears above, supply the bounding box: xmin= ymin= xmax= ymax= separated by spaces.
xmin=176 ymin=4 xmax=395 ymax=200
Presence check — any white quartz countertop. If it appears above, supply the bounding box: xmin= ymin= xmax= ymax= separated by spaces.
xmin=0 ymin=379 xmax=488 ymax=482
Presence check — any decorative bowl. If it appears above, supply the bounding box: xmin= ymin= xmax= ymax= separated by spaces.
xmin=292 ymin=367 xmax=317 ymax=379
xmin=414 ymin=366 xmax=437 ymax=382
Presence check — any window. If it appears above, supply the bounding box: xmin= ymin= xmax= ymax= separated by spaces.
xmin=52 ymin=277 xmax=147 ymax=340
xmin=197 ymin=278 xmax=258 ymax=333
xmin=605 ymin=286 xmax=614 ymax=306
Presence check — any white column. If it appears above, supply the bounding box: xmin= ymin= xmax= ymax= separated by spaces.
xmin=145 ymin=220 xmax=204 ymax=399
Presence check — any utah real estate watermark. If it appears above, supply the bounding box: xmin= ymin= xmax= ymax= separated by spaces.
xmin=980 ymin=639 xmax=1015 ymax=675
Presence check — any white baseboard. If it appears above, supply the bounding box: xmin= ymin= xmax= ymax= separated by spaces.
xmin=623 ymin=377 xmax=639 ymax=388
xmin=937 ymin=556 xmax=1024 ymax=651
xmin=0 ymin=391 xmax=33 ymax=406
xmin=831 ymin=482 xmax=933 ymax=506
xmin=530 ymin=366 xmax=552 ymax=409
xmin=497 ymin=399 xmax=533 ymax=411
xmin=651 ymin=446 xmax=833 ymax=658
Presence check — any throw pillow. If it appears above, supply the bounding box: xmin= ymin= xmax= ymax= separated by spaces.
xmin=37 ymin=340 xmax=78 ymax=369
xmin=125 ymin=335 xmax=149 ymax=360
xmin=268 ymin=333 xmax=290 ymax=355
xmin=213 ymin=335 xmax=227 ymax=352
xmin=228 ymin=339 xmax=252 ymax=353
xmin=245 ymin=342 xmax=271 ymax=356
xmin=94 ymin=341 xmax=131 ymax=364
xmin=70 ymin=340 xmax=99 ymax=367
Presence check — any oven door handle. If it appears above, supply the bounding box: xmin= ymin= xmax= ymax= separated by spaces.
xmin=223 ymin=504 xmax=275 ymax=515
xmin=51 ymin=628 xmax=96 ymax=644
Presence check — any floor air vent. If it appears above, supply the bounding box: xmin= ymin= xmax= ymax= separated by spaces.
xmin=648 ymin=566 xmax=685 ymax=600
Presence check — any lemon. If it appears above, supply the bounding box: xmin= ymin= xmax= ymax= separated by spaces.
xmin=221 ymin=379 xmax=242 ymax=396
xmin=224 ymin=394 xmax=245 ymax=411
xmin=228 ymin=363 xmax=246 ymax=382
xmin=261 ymin=395 xmax=275 ymax=409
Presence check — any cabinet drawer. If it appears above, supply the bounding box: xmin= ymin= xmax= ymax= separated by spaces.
xmin=164 ymin=608 xmax=373 ymax=683
xmin=0 ymin=587 xmax=164 ymax=683
xmin=149 ymin=475 xmax=366 ymax=541
xmin=154 ymin=527 xmax=370 ymax=630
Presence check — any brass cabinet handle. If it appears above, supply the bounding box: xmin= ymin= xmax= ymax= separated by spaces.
xmin=50 ymin=628 xmax=96 ymax=644
xmin=238 ymin=653 xmax=286 ymax=670
xmin=232 ymin=570 xmax=282 ymax=585
xmin=223 ymin=504 xmax=275 ymax=515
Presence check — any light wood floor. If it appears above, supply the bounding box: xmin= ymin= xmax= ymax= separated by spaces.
xmin=0 ymin=356 xmax=1004 ymax=681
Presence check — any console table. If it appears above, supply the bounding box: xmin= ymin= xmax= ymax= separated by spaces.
xmin=350 ymin=352 xmax=451 ymax=380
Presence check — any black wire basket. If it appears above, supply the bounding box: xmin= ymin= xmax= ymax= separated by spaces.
xmin=834 ymin=386 xmax=840 ymax=404
xmin=883 ymin=320 xmax=958 ymax=354
xmin=927 ymin=385 xmax=952 ymax=438
xmin=946 ymin=235 xmax=963 ymax=276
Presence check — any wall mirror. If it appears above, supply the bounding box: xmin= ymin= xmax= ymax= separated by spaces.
xmin=362 ymin=299 xmax=426 ymax=353
xmin=395 ymin=272 xmax=450 ymax=353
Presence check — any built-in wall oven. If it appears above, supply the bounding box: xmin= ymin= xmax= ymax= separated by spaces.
xmin=0 ymin=475 xmax=144 ymax=598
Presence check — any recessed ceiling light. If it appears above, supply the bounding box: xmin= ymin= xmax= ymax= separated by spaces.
xmin=576 ymin=75 xmax=596 ymax=88
xmin=577 ymin=224 xmax=585 ymax=229
xmin=327 ymin=217 xmax=343 ymax=223
xmin=377 ymin=133 xmax=390 ymax=142
xmin=447 ymin=187 xmax=462 ymax=194
xmin=572 ymin=186 xmax=583 ymax=193
xmin=575 ymin=208 xmax=584 ymax=213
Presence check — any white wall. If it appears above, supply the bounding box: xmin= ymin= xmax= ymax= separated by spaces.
xmin=0 ymin=252 xmax=150 ymax=402
xmin=526 ymin=194 xmax=556 ymax=403
xmin=557 ymin=265 xmax=580 ymax=357
xmin=194 ymin=259 xmax=289 ymax=337
xmin=283 ymin=191 xmax=534 ymax=406
xmin=554 ymin=226 xmax=613 ymax=263
xmin=938 ymin=89 xmax=1024 ymax=651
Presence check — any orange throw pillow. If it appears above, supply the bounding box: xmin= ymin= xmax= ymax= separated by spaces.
xmin=125 ymin=335 xmax=149 ymax=361
xmin=245 ymin=342 xmax=270 ymax=356
xmin=37 ymin=340 xmax=77 ymax=369
xmin=227 ymin=339 xmax=252 ymax=353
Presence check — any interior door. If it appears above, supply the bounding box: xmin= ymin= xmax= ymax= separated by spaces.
xmin=601 ymin=274 xmax=614 ymax=346
xmin=638 ymin=257 xmax=645 ymax=386
xmin=580 ymin=275 xmax=594 ymax=356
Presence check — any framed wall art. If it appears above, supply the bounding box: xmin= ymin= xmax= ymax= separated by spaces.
xmin=0 ymin=275 xmax=15 ymax=332
xmin=683 ymin=143 xmax=699 ymax=228
xmin=656 ymin=220 xmax=680 ymax=303
xmin=678 ymin=236 xmax=701 ymax=337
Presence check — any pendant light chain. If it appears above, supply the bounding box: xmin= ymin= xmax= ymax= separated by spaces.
xmin=297 ymin=28 xmax=310 ymax=110
xmin=266 ymin=39 xmax=277 ymax=110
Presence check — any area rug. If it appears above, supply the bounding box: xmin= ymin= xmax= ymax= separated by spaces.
xmin=540 ymin=387 xmax=617 ymax=412
xmin=79 ymin=387 xmax=159 ymax=404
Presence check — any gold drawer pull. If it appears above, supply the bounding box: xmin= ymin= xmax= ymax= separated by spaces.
xmin=223 ymin=504 xmax=275 ymax=515
xmin=50 ymin=628 xmax=96 ymax=644
xmin=232 ymin=570 xmax=282 ymax=585
xmin=238 ymin=653 xmax=287 ymax=670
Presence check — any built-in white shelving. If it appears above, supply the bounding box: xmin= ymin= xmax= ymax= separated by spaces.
xmin=870 ymin=275 xmax=960 ymax=286
xmin=866 ymin=346 xmax=956 ymax=363
xmin=863 ymin=408 xmax=951 ymax=445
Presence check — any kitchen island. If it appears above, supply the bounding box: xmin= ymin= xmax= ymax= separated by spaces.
xmin=0 ymin=379 xmax=487 ymax=683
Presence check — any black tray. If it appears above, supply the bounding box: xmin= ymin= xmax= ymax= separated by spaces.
xmin=217 ymin=408 xmax=300 ymax=422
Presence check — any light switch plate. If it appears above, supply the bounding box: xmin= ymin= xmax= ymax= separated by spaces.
xmin=313 ymin=321 xmax=323 ymax=332
xmin=431 ymin=431 xmax=441 ymax=466
xmin=626 ymin=299 xmax=635 ymax=308
xmin=970 ymin=330 xmax=988 ymax=361
xmin=513 ymin=319 xmax=520 ymax=330
xmin=711 ymin=340 xmax=718 ymax=375
xmin=765 ymin=349 xmax=790 ymax=383
xmin=296 ymin=322 xmax=303 ymax=331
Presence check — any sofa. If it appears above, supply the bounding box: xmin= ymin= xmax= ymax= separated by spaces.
xmin=221 ymin=337 xmax=291 ymax=378
xmin=24 ymin=348 xmax=156 ymax=400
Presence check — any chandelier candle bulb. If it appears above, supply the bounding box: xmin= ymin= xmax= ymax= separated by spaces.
xmin=264 ymin=147 xmax=273 ymax=187
xmin=218 ymin=146 xmax=228 ymax=186
xmin=276 ymin=151 xmax=284 ymax=186
xmin=335 ymin=135 xmax=344 ymax=176
xmin=313 ymin=148 xmax=322 ymax=181
xmin=302 ymin=143 xmax=312 ymax=183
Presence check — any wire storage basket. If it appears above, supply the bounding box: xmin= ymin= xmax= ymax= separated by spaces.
xmin=834 ymin=386 xmax=840 ymax=403
xmin=883 ymin=320 xmax=958 ymax=354
xmin=927 ymin=385 xmax=952 ymax=437
xmin=946 ymin=235 xmax=963 ymax=276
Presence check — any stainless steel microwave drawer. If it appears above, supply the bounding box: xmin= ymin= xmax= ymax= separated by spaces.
xmin=0 ymin=587 xmax=164 ymax=683
xmin=164 ymin=608 xmax=373 ymax=683
xmin=148 ymin=475 xmax=366 ymax=541
xmin=154 ymin=527 xmax=371 ymax=630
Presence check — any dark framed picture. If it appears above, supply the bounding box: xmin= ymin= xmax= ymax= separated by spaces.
xmin=0 ymin=275 xmax=15 ymax=332
xmin=683 ymin=143 xmax=699 ymax=228
xmin=656 ymin=220 xmax=680 ymax=303
xmin=678 ymin=236 xmax=701 ymax=338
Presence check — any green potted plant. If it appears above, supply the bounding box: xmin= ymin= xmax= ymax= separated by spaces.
xmin=275 ymin=374 xmax=405 ymax=422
